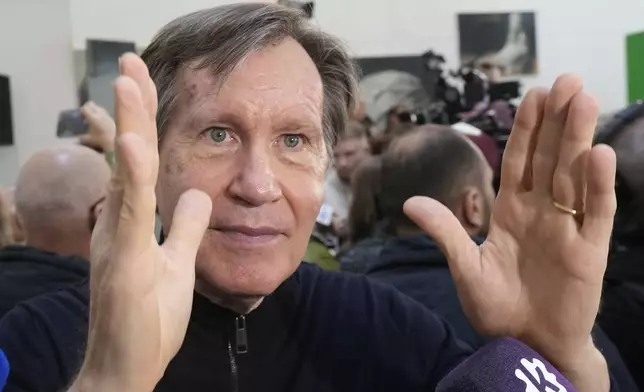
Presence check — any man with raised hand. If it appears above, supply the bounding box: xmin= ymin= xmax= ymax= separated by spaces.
xmin=0 ymin=4 xmax=617 ymax=392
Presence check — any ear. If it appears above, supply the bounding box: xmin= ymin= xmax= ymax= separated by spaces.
xmin=93 ymin=199 xmax=106 ymax=222
xmin=461 ymin=187 xmax=484 ymax=235
xmin=12 ymin=214 xmax=25 ymax=244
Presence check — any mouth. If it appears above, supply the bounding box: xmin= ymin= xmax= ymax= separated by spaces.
xmin=209 ymin=225 xmax=284 ymax=246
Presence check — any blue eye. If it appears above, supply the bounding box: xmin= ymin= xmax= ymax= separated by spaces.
xmin=208 ymin=127 xmax=229 ymax=143
xmin=283 ymin=134 xmax=301 ymax=148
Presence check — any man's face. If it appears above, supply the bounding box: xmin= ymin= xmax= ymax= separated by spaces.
xmin=333 ymin=137 xmax=370 ymax=182
xmin=156 ymin=38 xmax=327 ymax=297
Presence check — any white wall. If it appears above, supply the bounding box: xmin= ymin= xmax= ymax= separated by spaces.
xmin=0 ymin=0 xmax=77 ymax=185
xmin=0 ymin=0 xmax=633 ymax=184
xmin=314 ymin=0 xmax=644 ymax=113
xmin=69 ymin=0 xmax=644 ymax=114
xmin=69 ymin=0 xmax=262 ymax=49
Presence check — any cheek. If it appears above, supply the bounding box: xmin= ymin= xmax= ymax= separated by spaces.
xmin=156 ymin=146 xmax=219 ymax=228
xmin=280 ymin=165 xmax=325 ymax=229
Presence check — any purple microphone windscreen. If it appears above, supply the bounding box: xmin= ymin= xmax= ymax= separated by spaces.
xmin=0 ymin=349 xmax=8 ymax=390
xmin=437 ymin=337 xmax=577 ymax=391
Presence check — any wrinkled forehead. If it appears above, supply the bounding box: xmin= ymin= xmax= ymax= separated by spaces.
xmin=176 ymin=64 xmax=219 ymax=108
xmin=173 ymin=40 xmax=325 ymax=119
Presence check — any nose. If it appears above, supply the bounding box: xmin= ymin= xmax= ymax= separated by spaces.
xmin=228 ymin=148 xmax=282 ymax=207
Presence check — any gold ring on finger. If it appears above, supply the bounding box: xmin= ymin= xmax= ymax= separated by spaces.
xmin=552 ymin=200 xmax=584 ymax=217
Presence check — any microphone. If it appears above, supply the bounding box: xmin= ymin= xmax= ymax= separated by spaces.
xmin=0 ymin=349 xmax=9 ymax=390
xmin=437 ymin=337 xmax=577 ymax=391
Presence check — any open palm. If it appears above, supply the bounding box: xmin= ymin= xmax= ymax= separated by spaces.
xmin=80 ymin=54 xmax=212 ymax=391
xmin=405 ymin=75 xmax=616 ymax=369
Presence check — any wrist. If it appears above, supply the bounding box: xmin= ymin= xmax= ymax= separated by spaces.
xmin=71 ymin=364 xmax=159 ymax=392
xmin=558 ymin=341 xmax=610 ymax=392
xmin=69 ymin=371 xmax=121 ymax=392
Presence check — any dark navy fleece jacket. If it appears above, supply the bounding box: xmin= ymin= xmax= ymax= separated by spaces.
xmin=0 ymin=262 xmax=471 ymax=392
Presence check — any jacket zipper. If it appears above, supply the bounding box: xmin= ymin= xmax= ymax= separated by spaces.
xmin=236 ymin=315 xmax=248 ymax=354
xmin=228 ymin=315 xmax=248 ymax=392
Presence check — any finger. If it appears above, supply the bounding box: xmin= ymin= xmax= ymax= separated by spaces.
xmin=404 ymin=196 xmax=480 ymax=281
xmin=80 ymin=102 xmax=99 ymax=122
xmin=78 ymin=134 xmax=93 ymax=145
xmin=552 ymin=92 xmax=599 ymax=213
xmin=163 ymin=189 xmax=213 ymax=265
xmin=114 ymin=76 xmax=147 ymax=135
xmin=148 ymin=78 xmax=159 ymax=120
xmin=114 ymin=75 xmax=157 ymax=173
xmin=98 ymin=178 xmax=124 ymax=237
xmin=113 ymin=76 xmax=158 ymax=247
xmin=581 ymin=145 xmax=617 ymax=243
xmin=500 ymin=88 xmax=548 ymax=192
xmin=80 ymin=102 xmax=91 ymax=117
xmin=532 ymin=75 xmax=584 ymax=194
xmin=114 ymin=132 xmax=158 ymax=248
xmin=120 ymin=53 xmax=158 ymax=125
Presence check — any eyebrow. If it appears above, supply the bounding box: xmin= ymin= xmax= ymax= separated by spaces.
xmin=185 ymin=108 xmax=243 ymax=132
xmin=274 ymin=117 xmax=322 ymax=133
xmin=186 ymin=105 xmax=323 ymax=134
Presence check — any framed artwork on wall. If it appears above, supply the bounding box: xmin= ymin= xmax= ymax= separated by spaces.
xmin=458 ymin=12 xmax=538 ymax=77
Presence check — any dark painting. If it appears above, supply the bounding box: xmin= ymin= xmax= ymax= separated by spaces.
xmin=458 ymin=12 xmax=538 ymax=76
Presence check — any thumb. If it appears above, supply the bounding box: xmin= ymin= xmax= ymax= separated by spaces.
xmin=78 ymin=133 xmax=93 ymax=145
xmin=403 ymin=196 xmax=479 ymax=279
xmin=162 ymin=189 xmax=212 ymax=264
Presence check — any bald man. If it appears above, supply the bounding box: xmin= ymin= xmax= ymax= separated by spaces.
xmin=0 ymin=145 xmax=110 ymax=318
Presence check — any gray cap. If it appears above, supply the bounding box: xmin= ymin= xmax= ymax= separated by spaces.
xmin=359 ymin=70 xmax=431 ymax=136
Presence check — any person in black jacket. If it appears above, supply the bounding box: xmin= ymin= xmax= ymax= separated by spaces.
xmin=370 ymin=124 xmax=496 ymax=348
xmin=0 ymin=4 xmax=624 ymax=391
xmin=339 ymin=155 xmax=388 ymax=273
xmin=595 ymin=104 xmax=644 ymax=390
xmin=0 ymin=145 xmax=110 ymax=318
xmin=368 ymin=126 xmax=638 ymax=389
xmin=0 ymin=265 xmax=473 ymax=392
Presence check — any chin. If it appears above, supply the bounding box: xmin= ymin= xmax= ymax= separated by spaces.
xmin=194 ymin=235 xmax=302 ymax=297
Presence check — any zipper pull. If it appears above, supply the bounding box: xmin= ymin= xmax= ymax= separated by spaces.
xmin=235 ymin=315 xmax=248 ymax=354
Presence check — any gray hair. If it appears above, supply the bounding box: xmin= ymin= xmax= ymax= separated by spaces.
xmin=141 ymin=3 xmax=359 ymax=156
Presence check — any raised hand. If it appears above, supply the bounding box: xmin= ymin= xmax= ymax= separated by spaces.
xmin=72 ymin=54 xmax=212 ymax=391
xmin=405 ymin=76 xmax=615 ymax=388
xmin=79 ymin=101 xmax=116 ymax=153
